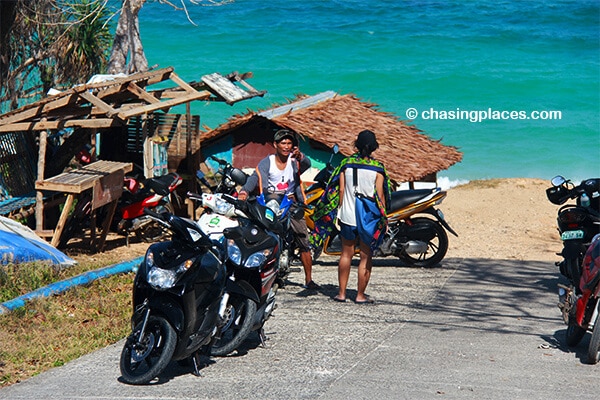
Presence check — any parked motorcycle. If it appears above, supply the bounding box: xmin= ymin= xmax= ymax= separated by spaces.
xmin=115 ymin=172 xmax=183 ymax=244
xmin=546 ymin=176 xmax=600 ymax=357
xmin=306 ymin=145 xmax=457 ymax=267
xmin=556 ymin=234 xmax=600 ymax=364
xmin=546 ymin=176 xmax=600 ymax=291
xmin=198 ymin=155 xmax=249 ymax=196
xmin=189 ymin=191 xmax=283 ymax=356
xmin=119 ymin=208 xmax=227 ymax=384
xmin=58 ymin=172 xmax=182 ymax=248
xmin=256 ymin=190 xmax=304 ymax=284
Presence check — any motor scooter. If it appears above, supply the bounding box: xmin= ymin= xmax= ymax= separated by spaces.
xmin=119 ymin=208 xmax=226 ymax=384
xmin=307 ymin=145 xmax=457 ymax=267
xmin=189 ymin=191 xmax=283 ymax=356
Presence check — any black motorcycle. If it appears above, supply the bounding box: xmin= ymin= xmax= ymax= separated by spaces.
xmin=547 ymin=176 xmax=600 ymax=290
xmin=547 ymin=176 xmax=600 ymax=346
xmin=188 ymin=192 xmax=284 ymax=356
xmin=197 ymin=155 xmax=249 ymax=196
xmin=119 ymin=208 xmax=227 ymax=384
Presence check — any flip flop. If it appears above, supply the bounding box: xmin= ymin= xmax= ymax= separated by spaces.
xmin=333 ymin=296 xmax=347 ymax=303
xmin=355 ymin=296 xmax=375 ymax=304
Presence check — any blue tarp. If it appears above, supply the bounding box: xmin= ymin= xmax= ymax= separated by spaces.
xmin=0 ymin=216 xmax=76 ymax=267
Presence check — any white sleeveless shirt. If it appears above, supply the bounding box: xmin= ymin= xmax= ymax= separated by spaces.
xmin=267 ymin=155 xmax=295 ymax=195
xmin=338 ymin=167 xmax=378 ymax=227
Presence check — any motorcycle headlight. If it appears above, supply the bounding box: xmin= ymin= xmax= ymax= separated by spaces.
xmin=227 ymin=239 xmax=242 ymax=265
xmin=245 ymin=248 xmax=273 ymax=268
xmin=145 ymin=250 xmax=194 ymax=290
xmin=265 ymin=199 xmax=281 ymax=216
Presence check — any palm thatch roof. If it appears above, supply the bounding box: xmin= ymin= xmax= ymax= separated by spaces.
xmin=202 ymin=92 xmax=462 ymax=182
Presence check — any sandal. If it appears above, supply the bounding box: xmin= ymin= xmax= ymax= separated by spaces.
xmin=333 ymin=296 xmax=346 ymax=303
xmin=302 ymin=280 xmax=321 ymax=290
xmin=355 ymin=296 xmax=375 ymax=304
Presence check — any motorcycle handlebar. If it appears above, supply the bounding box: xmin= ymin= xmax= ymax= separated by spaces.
xmin=208 ymin=155 xmax=228 ymax=166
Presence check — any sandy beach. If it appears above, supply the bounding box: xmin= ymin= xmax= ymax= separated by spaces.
xmin=442 ymin=178 xmax=560 ymax=263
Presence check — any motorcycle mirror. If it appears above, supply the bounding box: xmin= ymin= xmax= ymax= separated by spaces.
xmin=231 ymin=168 xmax=248 ymax=186
xmin=332 ymin=144 xmax=339 ymax=154
xmin=551 ymin=175 xmax=566 ymax=187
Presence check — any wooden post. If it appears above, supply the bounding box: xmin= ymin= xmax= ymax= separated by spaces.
xmin=142 ymin=114 xmax=153 ymax=178
xmin=35 ymin=126 xmax=48 ymax=233
xmin=50 ymin=194 xmax=74 ymax=247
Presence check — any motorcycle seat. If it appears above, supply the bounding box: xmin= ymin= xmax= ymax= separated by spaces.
xmin=389 ymin=189 xmax=436 ymax=211
xmin=146 ymin=173 xmax=180 ymax=196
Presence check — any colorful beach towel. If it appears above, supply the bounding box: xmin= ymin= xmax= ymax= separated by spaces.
xmin=309 ymin=153 xmax=392 ymax=252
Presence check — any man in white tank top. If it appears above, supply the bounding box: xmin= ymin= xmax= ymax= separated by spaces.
xmin=239 ymin=130 xmax=319 ymax=290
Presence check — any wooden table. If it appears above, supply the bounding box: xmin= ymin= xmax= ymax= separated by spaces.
xmin=36 ymin=160 xmax=133 ymax=250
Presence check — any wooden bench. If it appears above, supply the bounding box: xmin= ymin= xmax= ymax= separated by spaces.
xmin=35 ymin=160 xmax=133 ymax=250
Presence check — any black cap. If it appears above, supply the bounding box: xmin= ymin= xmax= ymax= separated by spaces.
xmin=273 ymin=129 xmax=298 ymax=146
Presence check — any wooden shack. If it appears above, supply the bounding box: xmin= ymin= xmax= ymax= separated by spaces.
xmin=0 ymin=67 xmax=264 ymax=249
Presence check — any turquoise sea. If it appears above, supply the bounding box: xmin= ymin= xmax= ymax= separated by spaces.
xmin=136 ymin=0 xmax=599 ymax=184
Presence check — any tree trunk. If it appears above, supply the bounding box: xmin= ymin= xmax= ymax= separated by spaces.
xmin=107 ymin=0 xmax=148 ymax=74
xmin=0 ymin=1 xmax=18 ymax=84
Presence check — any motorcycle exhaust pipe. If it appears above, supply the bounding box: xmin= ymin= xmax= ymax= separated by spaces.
xmin=403 ymin=240 xmax=429 ymax=254
xmin=131 ymin=215 xmax=154 ymax=231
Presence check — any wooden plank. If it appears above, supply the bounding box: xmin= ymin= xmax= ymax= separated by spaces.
xmin=0 ymin=93 xmax=80 ymax=126
xmin=127 ymin=82 xmax=161 ymax=104
xmin=0 ymin=118 xmax=123 ymax=133
xmin=96 ymin=199 xmax=118 ymax=252
xmin=118 ymin=91 xmax=209 ymax=119
xmin=35 ymin=160 xmax=132 ymax=193
xmin=169 ymin=72 xmax=196 ymax=93
xmin=92 ymin=169 xmax=124 ymax=210
xmin=201 ymin=73 xmax=248 ymax=104
xmin=78 ymin=91 xmax=120 ymax=118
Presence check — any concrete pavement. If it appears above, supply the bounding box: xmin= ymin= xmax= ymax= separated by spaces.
xmin=1 ymin=256 xmax=598 ymax=399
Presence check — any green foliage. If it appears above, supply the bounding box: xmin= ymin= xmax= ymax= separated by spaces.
xmin=1 ymin=0 xmax=116 ymax=112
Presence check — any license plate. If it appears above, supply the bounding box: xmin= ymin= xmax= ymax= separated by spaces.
xmin=561 ymin=230 xmax=584 ymax=240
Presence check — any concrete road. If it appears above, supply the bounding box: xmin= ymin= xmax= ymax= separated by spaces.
xmin=1 ymin=256 xmax=598 ymax=399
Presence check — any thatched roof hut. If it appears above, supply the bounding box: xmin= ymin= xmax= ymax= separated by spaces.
xmin=201 ymin=91 xmax=462 ymax=183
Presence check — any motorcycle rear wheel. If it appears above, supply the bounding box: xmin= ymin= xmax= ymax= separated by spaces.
xmin=120 ymin=316 xmax=177 ymax=385
xmin=398 ymin=217 xmax=448 ymax=268
xmin=136 ymin=202 xmax=174 ymax=243
xmin=210 ymin=296 xmax=257 ymax=357
xmin=587 ymin=313 xmax=600 ymax=364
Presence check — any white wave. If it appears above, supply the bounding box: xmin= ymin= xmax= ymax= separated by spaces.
xmin=396 ymin=176 xmax=469 ymax=191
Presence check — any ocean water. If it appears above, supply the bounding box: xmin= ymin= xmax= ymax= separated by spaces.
xmin=136 ymin=0 xmax=599 ymax=184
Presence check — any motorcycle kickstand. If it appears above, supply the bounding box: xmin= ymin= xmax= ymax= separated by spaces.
xmin=259 ymin=328 xmax=269 ymax=348
xmin=191 ymin=352 xmax=204 ymax=377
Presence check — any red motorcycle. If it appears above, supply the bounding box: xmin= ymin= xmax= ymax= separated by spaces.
xmin=558 ymin=234 xmax=600 ymax=363
xmin=59 ymin=172 xmax=183 ymax=247
xmin=114 ymin=172 xmax=183 ymax=244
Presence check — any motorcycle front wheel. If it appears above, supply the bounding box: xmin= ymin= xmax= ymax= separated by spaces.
xmin=587 ymin=313 xmax=600 ymax=364
xmin=398 ymin=217 xmax=449 ymax=268
xmin=136 ymin=202 xmax=174 ymax=243
xmin=210 ymin=295 xmax=257 ymax=357
xmin=120 ymin=315 xmax=177 ymax=385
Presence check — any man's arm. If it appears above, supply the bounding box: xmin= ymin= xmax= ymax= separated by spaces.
xmin=298 ymin=153 xmax=311 ymax=174
xmin=239 ymin=157 xmax=269 ymax=199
